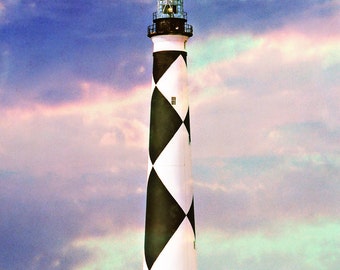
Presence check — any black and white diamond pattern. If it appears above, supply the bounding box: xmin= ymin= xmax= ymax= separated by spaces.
xmin=144 ymin=50 xmax=196 ymax=270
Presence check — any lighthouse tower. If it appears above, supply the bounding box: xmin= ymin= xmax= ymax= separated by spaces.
xmin=144 ymin=1 xmax=196 ymax=270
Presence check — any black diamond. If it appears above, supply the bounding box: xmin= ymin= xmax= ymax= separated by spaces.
xmin=184 ymin=108 xmax=191 ymax=143
xmin=145 ymin=168 xmax=186 ymax=269
xmin=149 ymin=87 xmax=183 ymax=164
xmin=187 ymin=198 xmax=196 ymax=236
xmin=153 ymin=51 xmax=187 ymax=84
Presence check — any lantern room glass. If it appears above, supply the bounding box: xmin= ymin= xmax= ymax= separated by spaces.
xmin=156 ymin=0 xmax=185 ymax=19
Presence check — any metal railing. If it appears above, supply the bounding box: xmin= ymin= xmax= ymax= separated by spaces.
xmin=184 ymin=23 xmax=193 ymax=34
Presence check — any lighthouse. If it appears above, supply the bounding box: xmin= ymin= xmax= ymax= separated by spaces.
xmin=143 ymin=1 xmax=196 ymax=270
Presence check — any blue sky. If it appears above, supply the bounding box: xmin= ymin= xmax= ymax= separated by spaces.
xmin=0 ymin=0 xmax=339 ymax=269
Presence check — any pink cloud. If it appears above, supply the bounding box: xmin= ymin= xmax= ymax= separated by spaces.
xmin=0 ymin=81 xmax=149 ymax=178
xmin=189 ymin=21 xmax=339 ymax=159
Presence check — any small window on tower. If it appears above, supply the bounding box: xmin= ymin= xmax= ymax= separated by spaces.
xmin=171 ymin=97 xmax=176 ymax=105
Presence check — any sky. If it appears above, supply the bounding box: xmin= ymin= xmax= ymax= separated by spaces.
xmin=0 ymin=0 xmax=339 ymax=269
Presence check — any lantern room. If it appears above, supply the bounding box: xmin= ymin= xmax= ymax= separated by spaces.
xmin=156 ymin=0 xmax=185 ymax=19
xmin=148 ymin=0 xmax=193 ymax=37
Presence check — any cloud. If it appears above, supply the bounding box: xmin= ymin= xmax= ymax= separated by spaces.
xmin=68 ymin=230 xmax=143 ymax=270
xmin=0 ymin=81 xmax=149 ymax=177
xmin=0 ymin=41 xmax=147 ymax=270
xmin=0 ymin=81 xmax=148 ymax=268
xmin=189 ymin=26 xmax=340 ymax=228
xmin=188 ymin=23 xmax=339 ymax=158
xmin=0 ymin=168 xmax=146 ymax=269
xmin=197 ymin=221 xmax=340 ymax=270
xmin=0 ymin=95 xmax=148 ymax=269
xmin=194 ymin=153 xmax=340 ymax=232
xmin=267 ymin=122 xmax=340 ymax=155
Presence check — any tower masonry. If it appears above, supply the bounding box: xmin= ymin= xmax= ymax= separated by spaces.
xmin=144 ymin=1 xmax=196 ymax=270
